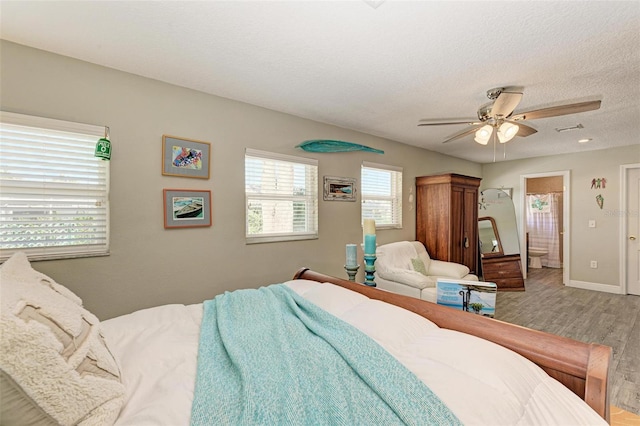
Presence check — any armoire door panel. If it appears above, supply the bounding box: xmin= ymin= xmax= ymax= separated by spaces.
xmin=450 ymin=186 xmax=465 ymax=262
xmin=463 ymin=187 xmax=479 ymax=271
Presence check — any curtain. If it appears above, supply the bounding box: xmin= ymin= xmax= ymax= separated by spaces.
xmin=526 ymin=193 xmax=562 ymax=268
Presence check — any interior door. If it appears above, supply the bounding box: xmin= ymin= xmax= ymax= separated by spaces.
xmin=519 ymin=171 xmax=570 ymax=283
xmin=627 ymin=167 xmax=640 ymax=295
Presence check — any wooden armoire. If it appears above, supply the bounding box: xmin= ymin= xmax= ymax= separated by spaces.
xmin=415 ymin=173 xmax=481 ymax=274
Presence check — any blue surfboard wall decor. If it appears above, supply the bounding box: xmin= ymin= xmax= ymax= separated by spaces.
xmin=296 ymin=139 xmax=384 ymax=154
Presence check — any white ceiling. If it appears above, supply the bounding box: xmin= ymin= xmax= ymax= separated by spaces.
xmin=1 ymin=1 xmax=639 ymax=164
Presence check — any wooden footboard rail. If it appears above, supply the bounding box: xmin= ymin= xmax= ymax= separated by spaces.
xmin=293 ymin=268 xmax=612 ymax=422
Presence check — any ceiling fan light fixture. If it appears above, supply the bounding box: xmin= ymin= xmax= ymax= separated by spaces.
xmin=417 ymin=87 xmax=601 ymax=152
xmin=474 ymin=125 xmax=492 ymax=145
xmin=497 ymin=122 xmax=519 ymax=143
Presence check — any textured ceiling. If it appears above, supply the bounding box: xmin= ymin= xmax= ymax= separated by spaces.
xmin=1 ymin=1 xmax=639 ymax=164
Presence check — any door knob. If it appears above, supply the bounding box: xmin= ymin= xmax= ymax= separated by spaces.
xmin=631 ymin=235 xmax=637 ymax=241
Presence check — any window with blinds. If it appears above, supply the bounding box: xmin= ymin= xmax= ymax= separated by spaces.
xmin=0 ymin=112 xmax=110 ymax=261
xmin=361 ymin=161 xmax=403 ymax=229
xmin=245 ymin=148 xmax=318 ymax=243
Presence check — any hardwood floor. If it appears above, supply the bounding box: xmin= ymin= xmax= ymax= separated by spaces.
xmin=494 ymin=267 xmax=640 ymax=415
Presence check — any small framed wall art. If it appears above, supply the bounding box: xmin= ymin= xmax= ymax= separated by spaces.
xmin=323 ymin=176 xmax=357 ymax=202
xmin=162 ymin=135 xmax=211 ymax=179
xmin=163 ymin=189 xmax=212 ymax=229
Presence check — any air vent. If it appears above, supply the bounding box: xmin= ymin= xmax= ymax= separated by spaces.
xmin=555 ymin=124 xmax=584 ymax=133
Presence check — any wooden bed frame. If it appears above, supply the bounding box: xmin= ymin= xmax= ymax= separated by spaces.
xmin=293 ymin=268 xmax=612 ymax=422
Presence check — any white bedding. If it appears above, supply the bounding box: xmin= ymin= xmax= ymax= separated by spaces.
xmin=102 ymin=279 xmax=606 ymax=425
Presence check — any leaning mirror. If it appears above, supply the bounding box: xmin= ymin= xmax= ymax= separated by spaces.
xmin=478 ymin=216 xmax=503 ymax=256
xmin=478 ymin=189 xmax=520 ymax=255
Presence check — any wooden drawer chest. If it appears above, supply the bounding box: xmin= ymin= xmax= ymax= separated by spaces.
xmin=480 ymin=254 xmax=525 ymax=291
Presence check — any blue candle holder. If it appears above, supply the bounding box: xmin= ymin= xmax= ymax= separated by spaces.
xmin=344 ymin=265 xmax=360 ymax=282
xmin=363 ymin=254 xmax=376 ymax=287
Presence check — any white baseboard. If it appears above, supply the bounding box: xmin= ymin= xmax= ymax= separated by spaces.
xmin=567 ymin=280 xmax=624 ymax=294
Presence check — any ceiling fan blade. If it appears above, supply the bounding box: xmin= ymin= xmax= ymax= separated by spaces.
xmin=511 ymin=100 xmax=601 ymax=121
xmin=418 ymin=119 xmax=479 ymax=126
xmin=442 ymin=125 xmax=483 ymax=144
xmin=491 ymin=90 xmax=523 ymax=118
xmin=512 ymin=121 xmax=538 ymax=137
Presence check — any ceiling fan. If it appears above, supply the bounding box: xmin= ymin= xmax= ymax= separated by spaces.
xmin=418 ymin=86 xmax=601 ymax=146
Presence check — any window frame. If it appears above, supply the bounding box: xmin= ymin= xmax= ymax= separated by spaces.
xmin=361 ymin=161 xmax=403 ymax=230
xmin=0 ymin=111 xmax=110 ymax=262
xmin=244 ymin=148 xmax=318 ymax=244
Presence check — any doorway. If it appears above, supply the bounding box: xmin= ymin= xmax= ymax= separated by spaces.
xmin=519 ymin=171 xmax=570 ymax=284
xmin=621 ymin=164 xmax=640 ymax=295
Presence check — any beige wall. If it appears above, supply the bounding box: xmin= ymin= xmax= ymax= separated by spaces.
xmin=0 ymin=41 xmax=481 ymax=319
xmin=481 ymin=145 xmax=640 ymax=289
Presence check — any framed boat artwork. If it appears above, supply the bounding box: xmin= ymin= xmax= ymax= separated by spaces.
xmin=323 ymin=176 xmax=357 ymax=201
xmin=162 ymin=135 xmax=211 ymax=179
xmin=163 ymin=189 xmax=212 ymax=229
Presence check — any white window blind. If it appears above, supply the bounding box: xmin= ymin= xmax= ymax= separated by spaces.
xmin=0 ymin=112 xmax=110 ymax=261
xmin=245 ymin=148 xmax=318 ymax=243
xmin=361 ymin=161 xmax=403 ymax=228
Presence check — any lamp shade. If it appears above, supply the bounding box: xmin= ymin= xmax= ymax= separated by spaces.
xmin=474 ymin=124 xmax=492 ymax=145
xmin=497 ymin=122 xmax=519 ymax=143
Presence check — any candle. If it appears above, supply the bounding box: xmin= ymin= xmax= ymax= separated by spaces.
xmin=364 ymin=234 xmax=376 ymax=255
xmin=346 ymin=244 xmax=357 ymax=267
xmin=363 ymin=218 xmax=376 ymax=241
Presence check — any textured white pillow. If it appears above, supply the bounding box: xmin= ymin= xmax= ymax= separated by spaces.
xmin=0 ymin=252 xmax=124 ymax=425
xmin=410 ymin=257 xmax=429 ymax=276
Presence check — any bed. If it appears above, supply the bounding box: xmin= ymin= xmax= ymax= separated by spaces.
xmin=292 ymin=268 xmax=611 ymax=422
xmin=0 ymin=253 xmax=611 ymax=425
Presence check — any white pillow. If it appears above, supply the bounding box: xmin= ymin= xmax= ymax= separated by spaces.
xmin=0 ymin=252 xmax=125 ymax=425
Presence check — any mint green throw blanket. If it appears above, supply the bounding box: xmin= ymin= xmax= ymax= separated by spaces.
xmin=190 ymin=284 xmax=461 ymax=426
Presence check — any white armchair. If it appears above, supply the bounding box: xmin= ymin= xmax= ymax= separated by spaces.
xmin=374 ymin=241 xmax=478 ymax=302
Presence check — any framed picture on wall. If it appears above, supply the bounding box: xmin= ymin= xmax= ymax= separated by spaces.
xmin=323 ymin=176 xmax=357 ymax=201
xmin=163 ymin=189 xmax=212 ymax=229
xmin=162 ymin=135 xmax=211 ymax=179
